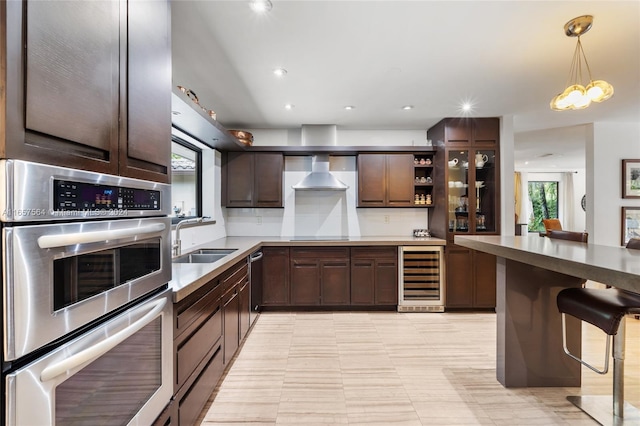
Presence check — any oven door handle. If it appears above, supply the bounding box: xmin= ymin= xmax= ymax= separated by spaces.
xmin=39 ymin=296 xmax=167 ymax=383
xmin=36 ymin=223 xmax=166 ymax=249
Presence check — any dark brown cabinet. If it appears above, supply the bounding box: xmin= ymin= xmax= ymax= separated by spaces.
xmin=173 ymin=278 xmax=224 ymax=426
xmin=261 ymin=247 xmax=291 ymax=306
xmin=1 ymin=0 xmax=171 ymax=183
xmin=223 ymin=152 xmax=284 ymax=207
xmin=351 ymin=247 xmax=398 ymax=305
xmin=222 ymin=286 xmax=240 ymax=364
xmin=428 ymin=118 xmax=500 ymax=310
xmin=290 ymin=248 xmax=350 ymax=306
xmin=357 ymin=154 xmax=414 ymax=207
xmin=257 ymin=245 xmax=401 ymax=309
xmin=239 ymin=280 xmax=251 ymax=341
xmin=221 ymin=260 xmax=249 ymax=364
xmin=444 ymin=245 xmax=496 ymax=309
xmin=172 ymin=258 xmax=249 ymax=425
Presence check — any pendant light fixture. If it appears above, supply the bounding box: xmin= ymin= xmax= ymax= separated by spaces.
xmin=550 ymin=15 xmax=614 ymax=111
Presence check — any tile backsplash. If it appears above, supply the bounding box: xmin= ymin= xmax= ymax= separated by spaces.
xmin=225 ymin=156 xmax=428 ymax=237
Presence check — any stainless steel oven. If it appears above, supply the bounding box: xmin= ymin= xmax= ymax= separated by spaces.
xmin=5 ymin=288 xmax=173 ymax=426
xmin=4 ymin=216 xmax=171 ymax=360
xmin=1 ymin=159 xmax=173 ymax=425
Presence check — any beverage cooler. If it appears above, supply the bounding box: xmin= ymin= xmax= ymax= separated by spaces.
xmin=398 ymin=246 xmax=445 ymax=312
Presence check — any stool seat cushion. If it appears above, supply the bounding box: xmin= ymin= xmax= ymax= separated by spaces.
xmin=557 ymin=288 xmax=640 ymax=335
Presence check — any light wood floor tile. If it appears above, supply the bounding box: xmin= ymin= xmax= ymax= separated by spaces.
xmin=199 ymin=312 xmax=640 ymax=425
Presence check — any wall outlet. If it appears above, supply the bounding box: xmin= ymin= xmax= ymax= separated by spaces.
xmin=256 ymin=216 xmax=262 ymax=225
xmin=384 ymin=215 xmax=390 ymax=224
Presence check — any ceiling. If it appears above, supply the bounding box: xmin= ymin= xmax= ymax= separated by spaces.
xmin=171 ymin=0 xmax=640 ymax=171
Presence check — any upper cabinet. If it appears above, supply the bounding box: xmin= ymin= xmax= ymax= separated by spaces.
xmin=1 ymin=0 xmax=171 ymax=183
xmin=437 ymin=117 xmax=499 ymax=147
xmin=222 ymin=152 xmax=284 ymax=208
xmin=357 ymin=153 xmax=415 ymax=207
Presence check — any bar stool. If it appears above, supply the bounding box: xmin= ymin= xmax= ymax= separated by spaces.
xmin=556 ymin=238 xmax=640 ymax=424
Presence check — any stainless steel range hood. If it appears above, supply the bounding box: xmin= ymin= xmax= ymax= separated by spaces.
xmin=292 ymin=155 xmax=349 ymax=191
xmin=292 ymin=125 xmax=349 ymax=191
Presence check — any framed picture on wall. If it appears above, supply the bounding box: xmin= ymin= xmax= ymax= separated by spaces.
xmin=621 ymin=206 xmax=640 ymax=246
xmin=622 ymin=159 xmax=640 ymax=198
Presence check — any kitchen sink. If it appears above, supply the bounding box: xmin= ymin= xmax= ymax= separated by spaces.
xmin=172 ymin=248 xmax=237 ymax=264
xmin=193 ymin=248 xmax=237 ymax=255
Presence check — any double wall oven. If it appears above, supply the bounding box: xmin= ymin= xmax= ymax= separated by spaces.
xmin=1 ymin=160 xmax=173 ymax=425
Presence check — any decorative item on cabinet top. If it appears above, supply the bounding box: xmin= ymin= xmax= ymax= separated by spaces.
xmin=228 ymin=130 xmax=254 ymax=147
xmin=177 ymin=85 xmax=217 ymax=120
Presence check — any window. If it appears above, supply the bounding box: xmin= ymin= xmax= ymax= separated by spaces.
xmin=528 ymin=181 xmax=559 ymax=232
xmin=171 ymin=138 xmax=202 ymax=224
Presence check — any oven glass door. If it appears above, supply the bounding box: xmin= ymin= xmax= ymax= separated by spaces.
xmin=6 ymin=290 xmax=173 ymax=426
xmin=3 ymin=217 xmax=171 ymax=361
xmin=53 ymin=241 xmax=161 ymax=311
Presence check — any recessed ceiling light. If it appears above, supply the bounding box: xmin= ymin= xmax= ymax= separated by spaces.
xmin=249 ymin=0 xmax=272 ymax=13
xmin=171 ymin=111 xmax=181 ymax=116
xmin=273 ymin=68 xmax=287 ymax=77
xmin=402 ymin=105 xmax=414 ymax=110
xmin=462 ymin=103 xmax=472 ymax=112
xmin=344 ymin=106 xmax=355 ymax=110
xmin=284 ymin=104 xmax=294 ymax=110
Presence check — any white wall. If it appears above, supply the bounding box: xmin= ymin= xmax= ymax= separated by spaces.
xmin=587 ymin=122 xmax=640 ymax=246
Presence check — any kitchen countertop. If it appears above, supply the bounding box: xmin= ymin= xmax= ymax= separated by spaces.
xmin=169 ymin=236 xmax=446 ymax=302
xmin=455 ymin=235 xmax=640 ymax=293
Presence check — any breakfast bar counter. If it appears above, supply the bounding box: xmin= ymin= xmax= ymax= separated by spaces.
xmin=456 ymin=235 xmax=640 ymax=388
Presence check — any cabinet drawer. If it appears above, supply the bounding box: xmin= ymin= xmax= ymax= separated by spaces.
xmin=291 ymin=247 xmax=349 ymax=259
xmin=176 ymin=306 xmax=222 ymax=388
xmin=178 ymin=344 xmax=223 ymax=426
xmin=222 ymin=261 xmax=248 ymax=292
xmin=351 ymin=246 xmax=397 ymax=259
xmin=175 ymin=282 xmax=222 ymax=338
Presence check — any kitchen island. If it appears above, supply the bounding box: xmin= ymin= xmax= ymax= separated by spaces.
xmin=455 ymin=235 xmax=640 ymax=388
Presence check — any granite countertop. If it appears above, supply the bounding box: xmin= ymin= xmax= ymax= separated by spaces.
xmin=455 ymin=235 xmax=640 ymax=293
xmin=169 ymin=236 xmax=446 ymax=302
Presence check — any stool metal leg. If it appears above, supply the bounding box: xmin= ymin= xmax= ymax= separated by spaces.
xmin=566 ymin=316 xmax=640 ymax=425
xmin=613 ymin=318 xmax=625 ymax=418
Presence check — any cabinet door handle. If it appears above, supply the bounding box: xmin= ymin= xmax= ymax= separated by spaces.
xmin=37 ymin=223 xmax=166 ymax=249
xmin=40 ymin=297 xmax=166 ymax=382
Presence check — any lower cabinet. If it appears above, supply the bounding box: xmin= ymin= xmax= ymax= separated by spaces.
xmin=172 ymin=258 xmax=250 ymax=425
xmin=239 ymin=280 xmax=251 ymax=340
xmin=260 ymin=245 xmax=399 ymax=308
xmin=445 ymin=244 xmax=496 ymax=309
xmin=262 ymin=247 xmax=290 ymax=306
xmin=351 ymin=247 xmax=398 ymax=305
xmin=290 ymin=248 xmax=350 ymax=306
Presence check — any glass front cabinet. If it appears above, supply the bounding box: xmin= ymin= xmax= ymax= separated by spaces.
xmin=446 ymin=148 xmax=498 ymax=236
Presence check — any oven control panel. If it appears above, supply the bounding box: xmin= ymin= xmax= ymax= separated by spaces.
xmin=54 ymin=180 xmax=161 ymax=211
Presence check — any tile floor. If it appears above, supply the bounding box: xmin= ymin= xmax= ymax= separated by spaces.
xmin=198 ymin=312 xmax=640 ymax=425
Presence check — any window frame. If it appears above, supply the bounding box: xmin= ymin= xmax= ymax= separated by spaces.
xmin=171 ymin=136 xmax=203 ymax=225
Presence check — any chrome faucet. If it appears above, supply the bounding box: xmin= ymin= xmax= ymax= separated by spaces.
xmin=172 ymin=216 xmax=211 ymax=256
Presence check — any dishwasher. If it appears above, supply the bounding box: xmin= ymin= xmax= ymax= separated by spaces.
xmin=398 ymin=246 xmax=445 ymax=312
xmin=249 ymin=250 xmax=263 ymax=325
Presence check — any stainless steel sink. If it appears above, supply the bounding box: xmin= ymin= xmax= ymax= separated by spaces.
xmin=172 ymin=248 xmax=237 ymax=264
xmin=193 ymin=249 xmax=237 ymax=255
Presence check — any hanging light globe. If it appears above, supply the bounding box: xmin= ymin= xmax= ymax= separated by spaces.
xmin=586 ymin=80 xmax=614 ymax=102
xmin=550 ymin=93 xmax=572 ymax=111
xmin=563 ymin=84 xmax=586 ymax=106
